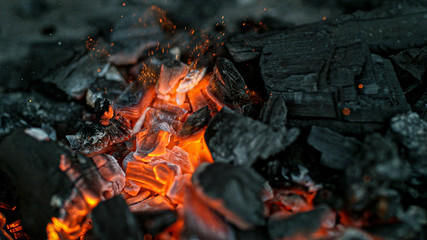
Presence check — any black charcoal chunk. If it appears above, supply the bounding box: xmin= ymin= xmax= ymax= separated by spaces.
xmin=390 ymin=112 xmax=427 ymax=159
xmin=225 ymin=32 xmax=278 ymax=63
xmin=91 ymin=196 xmax=142 ymax=240
xmin=67 ymin=99 xmax=132 ymax=155
xmin=345 ymin=134 xmax=410 ymax=217
xmin=259 ymin=94 xmax=287 ymax=129
xmin=178 ymin=106 xmax=211 ymax=137
xmin=205 ymin=107 xmax=299 ymax=166
xmin=268 ymin=206 xmax=331 ymax=239
xmin=390 ymin=47 xmax=427 ymax=92
xmin=192 ymin=163 xmax=266 ymax=228
xmin=307 ymin=126 xmax=361 ymax=170
xmin=135 ymin=210 xmax=177 ymax=236
xmin=0 ymin=129 xmax=73 ymax=239
xmin=109 ymin=8 xmax=167 ymax=65
xmin=208 ymin=58 xmax=251 ymax=113
xmin=86 ymin=77 xmax=126 ymax=107
xmin=43 ymin=53 xmax=102 ymax=99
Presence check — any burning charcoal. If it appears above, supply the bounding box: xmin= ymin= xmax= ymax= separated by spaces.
xmin=307 ymin=126 xmax=361 ymax=170
xmin=128 ymin=195 xmax=174 ymax=213
xmin=86 ymin=77 xmax=126 ymax=108
xmin=167 ymin=174 xmax=191 ymax=204
xmin=134 ymin=210 xmax=177 ymax=236
xmin=123 ymin=180 xmax=141 ymax=197
xmin=192 ymin=163 xmax=266 ymax=229
xmin=125 ymin=190 xmax=150 ymax=206
xmin=91 ymin=196 xmax=142 ymax=240
xmin=134 ymin=130 xmax=171 ymax=160
xmin=205 ymin=107 xmax=299 ymax=166
xmin=176 ymin=68 xmax=207 ymax=94
xmin=207 ymin=58 xmax=251 ymax=112
xmin=115 ymin=84 xmax=155 ymax=121
xmin=156 ymin=60 xmax=189 ymax=95
xmin=163 ymin=146 xmax=194 ymax=174
xmin=66 ymin=99 xmax=132 ymax=155
xmin=0 ymin=129 xmax=73 ymax=238
xmin=43 ymin=53 xmax=102 ymax=99
xmin=178 ymin=106 xmax=211 ymax=138
xmin=126 ymin=162 xmax=175 ymax=195
xmin=143 ymin=108 xmax=183 ymax=134
xmin=259 ymin=93 xmax=287 ymax=129
xmin=152 ymin=100 xmax=188 ymax=121
xmin=91 ymin=154 xmax=125 ymax=199
xmin=182 ymin=183 xmax=234 ymax=240
xmin=268 ymin=206 xmax=332 ymax=239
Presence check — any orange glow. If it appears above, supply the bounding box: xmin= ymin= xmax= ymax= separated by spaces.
xmin=358 ymin=84 xmax=364 ymax=89
xmin=342 ymin=107 xmax=351 ymax=116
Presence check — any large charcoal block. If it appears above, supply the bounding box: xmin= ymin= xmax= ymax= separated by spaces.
xmin=91 ymin=196 xmax=142 ymax=240
xmin=307 ymin=126 xmax=361 ymax=170
xmin=260 ymin=31 xmax=333 ymax=93
xmin=0 ymin=129 xmax=73 ymax=239
xmin=205 ymin=107 xmax=299 ymax=166
xmin=192 ymin=163 xmax=266 ymax=229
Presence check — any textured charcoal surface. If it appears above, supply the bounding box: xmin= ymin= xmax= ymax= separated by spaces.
xmin=0 ymin=129 xmax=73 ymax=239
xmin=192 ymin=163 xmax=266 ymax=228
xmin=268 ymin=206 xmax=331 ymax=239
xmin=307 ymin=126 xmax=361 ymax=170
xmin=208 ymin=58 xmax=251 ymax=113
xmin=66 ymin=99 xmax=132 ymax=155
xmin=91 ymin=196 xmax=142 ymax=240
xmin=205 ymin=107 xmax=299 ymax=166
xmin=178 ymin=106 xmax=211 ymax=137
xmin=259 ymin=93 xmax=288 ymax=130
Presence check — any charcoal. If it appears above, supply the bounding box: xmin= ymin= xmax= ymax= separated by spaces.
xmin=207 ymin=58 xmax=251 ymax=112
xmin=232 ymin=226 xmax=270 ymax=240
xmin=225 ymin=31 xmax=279 ymax=63
xmin=183 ymin=183 xmax=234 ymax=240
xmin=66 ymin=99 xmax=132 ymax=155
xmin=178 ymin=106 xmax=211 ymax=137
xmin=390 ymin=47 xmax=427 ymax=94
xmin=91 ymin=196 xmax=142 ymax=240
xmin=91 ymin=154 xmax=125 ymax=199
xmin=109 ymin=8 xmax=167 ymax=65
xmin=267 ymin=206 xmax=331 ymax=239
xmin=125 ymin=190 xmax=150 ymax=205
xmin=0 ymin=92 xmax=84 ymax=139
xmin=345 ymin=133 xmax=410 ymax=216
xmin=205 ymin=107 xmax=299 ymax=166
xmin=307 ymin=126 xmax=361 ymax=170
xmin=337 ymin=228 xmax=374 ymax=240
xmin=0 ymin=129 xmax=73 ymax=239
xmin=176 ymin=68 xmax=207 ymax=94
xmin=390 ymin=112 xmax=427 ymax=159
xmin=42 ymin=53 xmax=102 ymax=99
xmin=156 ymin=60 xmax=189 ymax=95
xmin=86 ymin=77 xmax=126 ymax=107
xmin=364 ymin=206 xmax=427 ymax=240
xmin=128 ymin=195 xmax=174 ymax=213
xmin=192 ymin=163 xmax=266 ymax=229
xmin=0 ymin=114 xmax=28 ymax=140
xmin=134 ymin=210 xmax=177 ymax=236
xmin=259 ymin=94 xmax=287 ymax=129
xmin=412 ymin=90 xmax=427 ymax=120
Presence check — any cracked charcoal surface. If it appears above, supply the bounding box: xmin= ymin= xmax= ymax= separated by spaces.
xmin=205 ymin=107 xmax=299 ymax=166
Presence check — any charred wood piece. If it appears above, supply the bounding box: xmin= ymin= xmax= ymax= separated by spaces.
xmin=207 ymin=58 xmax=251 ymax=113
xmin=178 ymin=106 xmax=211 ymax=137
xmin=66 ymin=99 xmax=132 ymax=156
xmin=205 ymin=107 xmax=299 ymax=166
xmin=192 ymin=163 xmax=266 ymax=229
